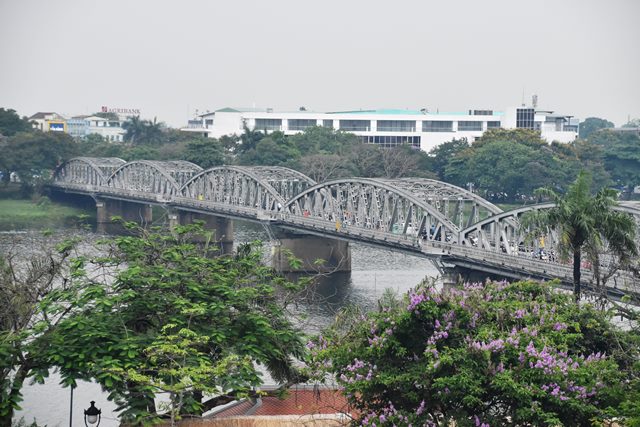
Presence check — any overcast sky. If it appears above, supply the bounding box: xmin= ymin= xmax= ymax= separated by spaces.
xmin=1 ymin=0 xmax=638 ymax=127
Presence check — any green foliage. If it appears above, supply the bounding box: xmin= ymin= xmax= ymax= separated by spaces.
xmin=0 ymin=108 xmax=33 ymax=137
xmin=588 ymin=130 xmax=640 ymax=199
xmin=0 ymin=236 xmax=82 ymax=426
xmin=0 ymin=131 xmax=78 ymax=185
xmin=428 ymin=138 xmax=468 ymax=180
xmin=238 ymin=131 xmax=300 ymax=166
xmin=122 ymin=116 xmax=165 ymax=145
xmin=307 ymin=280 xmax=640 ymax=426
xmin=48 ymin=224 xmax=307 ymax=424
xmin=182 ymin=137 xmax=226 ymax=168
xmin=522 ymin=172 xmax=638 ymax=300
xmin=622 ymin=118 xmax=640 ymax=128
xmin=441 ymin=129 xmax=613 ymax=202
xmin=11 ymin=418 xmax=47 ymax=427
xmin=579 ymin=117 xmax=614 ymax=140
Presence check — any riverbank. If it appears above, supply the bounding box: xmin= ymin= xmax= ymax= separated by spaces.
xmin=0 ymin=198 xmax=94 ymax=231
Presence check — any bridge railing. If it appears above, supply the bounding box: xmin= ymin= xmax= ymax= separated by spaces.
xmin=427 ymin=241 xmax=638 ymax=298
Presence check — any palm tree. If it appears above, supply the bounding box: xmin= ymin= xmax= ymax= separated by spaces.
xmin=522 ymin=171 xmax=637 ymax=302
xmin=122 ymin=115 xmax=145 ymax=144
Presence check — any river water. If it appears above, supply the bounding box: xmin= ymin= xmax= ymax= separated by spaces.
xmin=8 ymin=221 xmax=439 ymax=426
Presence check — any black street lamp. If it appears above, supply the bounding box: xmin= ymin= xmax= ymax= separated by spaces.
xmin=84 ymin=401 xmax=102 ymax=427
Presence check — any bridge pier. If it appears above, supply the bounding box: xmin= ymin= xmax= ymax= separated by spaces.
xmin=168 ymin=210 xmax=234 ymax=254
xmin=96 ymin=198 xmax=153 ymax=234
xmin=272 ymin=232 xmax=351 ymax=273
xmin=439 ymin=264 xmax=496 ymax=289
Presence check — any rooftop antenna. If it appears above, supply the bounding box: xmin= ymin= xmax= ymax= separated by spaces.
xmin=521 ymin=87 xmax=525 ymax=107
xmin=532 ymin=94 xmax=538 ymax=109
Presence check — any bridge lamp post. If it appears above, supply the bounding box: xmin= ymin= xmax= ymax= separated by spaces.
xmin=84 ymin=401 xmax=102 ymax=427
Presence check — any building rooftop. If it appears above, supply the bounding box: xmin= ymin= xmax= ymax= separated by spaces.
xmin=210 ymin=387 xmax=351 ymax=419
xmin=29 ymin=112 xmax=60 ymax=119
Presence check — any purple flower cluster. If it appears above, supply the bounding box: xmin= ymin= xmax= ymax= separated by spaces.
xmin=426 ymin=318 xmax=451 ymax=346
xmin=523 ymin=341 xmax=607 ymax=375
xmin=339 ymin=358 xmax=376 ymax=384
xmin=474 ymin=415 xmax=490 ymax=427
xmin=469 ymin=337 xmax=505 ymax=353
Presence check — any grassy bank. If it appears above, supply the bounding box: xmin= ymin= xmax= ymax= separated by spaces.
xmin=0 ymin=199 xmax=94 ymax=231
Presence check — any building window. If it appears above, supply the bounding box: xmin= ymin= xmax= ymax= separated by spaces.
xmin=288 ymin=119 xmax=317 ymax=131
xmin=376 ymin=120 xmax=416 ymax=132
xmin=458 ymin=121 xmax=483 ymax=131
xmin=422 ymin=121 xmax=453 ymax=132
xmin=487 ymin=121 xmax=501 ymax=129
xmin=516 ymin=108 xmax=535 ymax=129
xmin=322 ymin=119 xmax=333 ymax=129
xmin=359 ymin=135 xmax=420 ymax=148
xmin=469 ymin=110 xmax=494 ymax=116
xmin=254 ymin=118 xmax=282 ymax=131
xmin=339 ymin=120 xmax=370 ymax=132
xmin=205 ymin=119 xmax=214 ymax=126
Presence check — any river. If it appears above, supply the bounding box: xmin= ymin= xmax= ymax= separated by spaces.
xmin=8 ymin=221 xmax=439 ymax=426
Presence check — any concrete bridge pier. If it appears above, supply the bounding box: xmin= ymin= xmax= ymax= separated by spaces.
xmin=96 ymin=198 xmax=153 ymax=234
xmin=272 ymin=231 xmax=351 ymax=273
xmin=168 ymin=210 xmax=234 ymax=254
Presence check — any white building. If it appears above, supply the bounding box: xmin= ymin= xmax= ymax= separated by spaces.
xmin=67 ymin=115 xmax=126 ymax=142
xmin=182 ymin=105 xmax=578 ymax=152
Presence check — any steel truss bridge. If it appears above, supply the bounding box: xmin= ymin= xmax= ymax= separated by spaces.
xmin=51 ymin=157 xmax=640 ymax=301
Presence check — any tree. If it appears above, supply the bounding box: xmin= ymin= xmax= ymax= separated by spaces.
xmin=297 ymin=154 xmax=352 ymax=182
xmin=381 ymin=145 xmax=422 ymax=178
xmin=236 ymin=125 xmax=265 ymax=154
xmin=239 ymin=133 xmax=300 ymax=166
xmin=347 ymin=143 xmax=384 ymax=177
xmin=182 ymin=137 xmax=226 ymax=168
xmin=288 ymin=126 xmax=359 ymax=156
xmin=622 ymin=118 xmax=640 ymax=128
xmin=48 ymin=223 xmax=307 ymax=424
xmin=428 ymin=138 xmax=469 ymax=180
xmin=122 ymin=115 xmax=145 ymax=144
xmin=589 ymin=130 xmax=640 ymax=199
xmin=0 ymin=235 xmax=83 ymax=426
xmin=444 ymin=139 xmax=566 ymax=202
xmin=0 ymin=131 xmax=78 ymax=186
xmin=523 ymin=172 xmax=637 ymax=301
xmin=307 ymin=280 xmax=640 ymax=426
xmin=579 ymin=117 xmax=614 ymax=140
xmin=122 ymin=116 xmax=165 ymax=145
xmin=0 ymin=108 xmax=33 ymax=137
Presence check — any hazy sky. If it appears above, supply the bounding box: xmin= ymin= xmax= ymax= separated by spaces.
xmin=1 ymin=0 xmax=638 ymax=127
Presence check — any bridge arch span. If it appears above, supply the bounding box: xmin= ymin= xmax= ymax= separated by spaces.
xmin=179 ymin=165 xmax=314 ymax=211
xmin=376 ymin=178 xmax=503 ymax=228
xmin=106 ymin=160 xmax=202 ymax=198
xmin=53 ymin=157 xmax=126 ymax=187
xmin=461 ymin=202 xmax=640 ymax=254
xmin=284 ymin=178 xmax=461 ymax=242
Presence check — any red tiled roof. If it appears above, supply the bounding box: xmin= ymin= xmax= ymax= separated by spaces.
xmin=213 ymin=388 xmax=351 ymax=418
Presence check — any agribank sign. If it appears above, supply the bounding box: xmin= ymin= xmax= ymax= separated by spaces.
xmin=101 ymin=106 xmax=141 ymax=116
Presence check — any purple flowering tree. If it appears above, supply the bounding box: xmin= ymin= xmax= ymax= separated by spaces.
xmin=306 ymin=280 xmax=640 ymax=426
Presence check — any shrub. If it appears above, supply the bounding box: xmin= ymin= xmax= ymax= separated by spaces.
xmin=307 ymin=280 xmax=640 ymax=426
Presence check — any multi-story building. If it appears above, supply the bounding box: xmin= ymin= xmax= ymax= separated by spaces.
xmin=182 ymin=105 xmax=578 ymax=152
xmin=29 ymin=112 xmax=67 ymax=133
xmin=68 ymin=115 xmax=126 ymax=142
xmin=29 ymin=112 xmax=126 ymax=142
